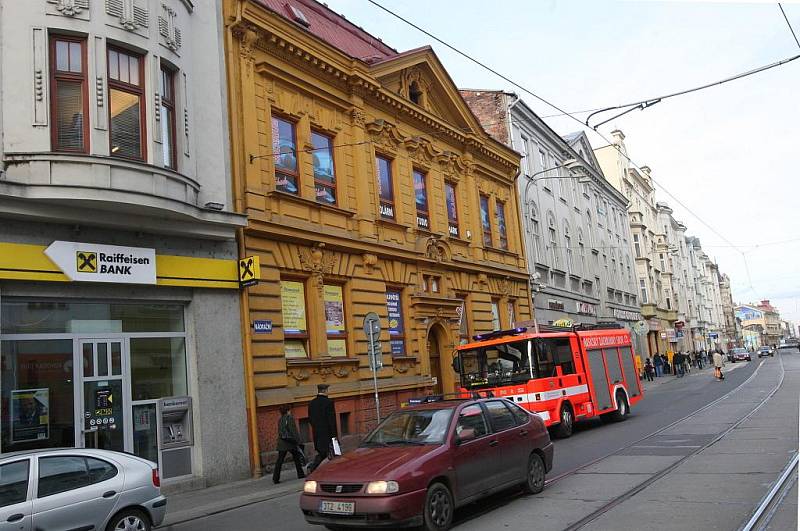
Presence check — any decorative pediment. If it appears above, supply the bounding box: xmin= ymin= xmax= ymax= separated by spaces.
xmin=365 ymin=119 xmax=404 ymax=152
xmin=369 ymin=48 xmax=485 ymax=135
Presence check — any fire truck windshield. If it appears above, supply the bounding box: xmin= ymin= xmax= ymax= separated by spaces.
xmin=459 ymin=339 xmax=533 ymax=390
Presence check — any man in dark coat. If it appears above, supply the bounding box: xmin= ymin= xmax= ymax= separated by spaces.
xmin=308 ymin=383 xmax=338 ymax=472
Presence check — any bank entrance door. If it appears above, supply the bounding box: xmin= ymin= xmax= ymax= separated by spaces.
xmin=77 ymin=339 xmax=130 ymax=453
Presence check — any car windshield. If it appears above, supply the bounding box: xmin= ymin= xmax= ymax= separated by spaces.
xmin=732 ymin=348 xmax=747 ymax=353
xmin=458 ymin=339 xmax=533 ymax=389
xmin=362 ymin=408 xmax=454 ymax=446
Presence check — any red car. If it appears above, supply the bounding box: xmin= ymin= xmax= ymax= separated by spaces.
xmin=300 ymin=397 xmax=554 ymax=530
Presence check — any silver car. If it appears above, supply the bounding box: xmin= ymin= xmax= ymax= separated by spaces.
xmin=0 ymin=448 xmax=165 ymax=531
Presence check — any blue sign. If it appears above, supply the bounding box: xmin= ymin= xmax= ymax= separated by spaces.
xmin=709 ymin=332 xmax=719 ymax=339
xmin=385 ymin=291 xmax=404 ymax=336
xmin=676 ymin=330 xmax=684 ymax=338
xmin=253 ymin=320 xmax=273 ymax=334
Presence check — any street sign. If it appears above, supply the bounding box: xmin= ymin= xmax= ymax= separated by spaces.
xmin=239 ymin=256 xmax=260 ymax=288
xmin=363 ymin=312 xmax=383 ymax=422
xmin=45 ymin=241 xmax=156 ymax=284
xmin=253 ymin=320 xmax=272 ymax=334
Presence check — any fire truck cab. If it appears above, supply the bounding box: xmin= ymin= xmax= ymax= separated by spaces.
xmin=453 ymin=323 xmax=643 ymax=438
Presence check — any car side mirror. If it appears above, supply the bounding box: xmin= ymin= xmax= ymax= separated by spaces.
xmin=456 ymin=428 xmax=476 ymax=445
xmin=451 ymin=355 xmax=461 ymax=374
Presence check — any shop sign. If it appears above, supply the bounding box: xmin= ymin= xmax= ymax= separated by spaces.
xmin=676 ymin=330 xmax=685 ymax=338
xmin=239 ymin=255 xmax=261 ymax=288
xmin=576 ymin=302 xmax=597 ymax=316
xmin=674 ymin=321 xmax=685 ymax=330
xmin=10 ymin=389 xmax=49 ymax=442
xmin=548 ymin=299 xmax=564 ymax=311
xmin=253 ymin=320 xmax=272 ymax=334
xmin=553 ymin=319 xmax=573 ymax=328
xmin=386 ymin=291 xmax=404 ymax=336
xmin=648 ymin=318 xmax=662 ymax=331
xmin=709 ymin=332 xmax=719 ymax=339
xmin=613 ymin=309 xmax=642 ymax=322
xmin=632 ymin=320 xmax=648 ymax=335
xmin=45 ymin=241 xmax=156 ymax=284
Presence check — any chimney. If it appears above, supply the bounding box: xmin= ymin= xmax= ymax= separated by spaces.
xmin=611 ymin=129 xmax=625 ymax=144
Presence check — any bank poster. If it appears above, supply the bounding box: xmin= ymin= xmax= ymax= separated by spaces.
xmin=281 ymin=281 xmax=307 ymax=333
xmin=10 ymin=388 xmax=49 ymax=442
xmin=385 ymin=291 xmax=403 ymax=336
xmin=327 ymin=339 xmax=347 ymax=358
xmin=324 ymin=285 xmax=345 ymax=334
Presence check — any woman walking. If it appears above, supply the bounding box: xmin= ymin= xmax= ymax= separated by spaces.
xmin=273 ymin=404 xmax=306 ymax=484
xmin=644 ymin=358 xmax=655 ymax=382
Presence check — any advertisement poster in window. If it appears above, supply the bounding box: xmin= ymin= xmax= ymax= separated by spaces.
xmin=324 ymin=285 xmax=345 ymax=334
xmin=386 ymin=291 xmax=405 ymax=355
xmin=491 ymin=302 xmax=501 ymax=331
xmin=327 ymin=339 xmax=347 ymax=358
xmin=10 ymin=388 xmax=49 ymax=442
xmin=281 ymin=281 xmax=307 ymax=333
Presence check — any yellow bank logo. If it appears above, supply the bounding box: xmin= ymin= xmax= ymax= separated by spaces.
xmin=76 ymin=251 xmax=97 ymax=273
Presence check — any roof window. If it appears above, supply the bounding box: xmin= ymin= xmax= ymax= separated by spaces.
xmin=286 ymin=4 xmax=311 ymax=27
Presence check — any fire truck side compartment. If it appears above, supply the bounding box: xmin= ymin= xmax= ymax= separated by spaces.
xmin=587 ymin=349 xmax=613 ymax=411
xmin=619 ymin=346 xmax=641 ymax=398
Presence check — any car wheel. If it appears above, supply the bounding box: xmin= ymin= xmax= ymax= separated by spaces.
xmin=423 ymin=482 xmax=453 ymax=531
xmin=523 ymin=452 xmax=546 ymax=495
xmin=106 ymin=509 xmax=150 ymax=531
xmin=609 ymin=392 xmax=629 ymax=422
xmin=552 ymin=404 xmax=574 ymax=438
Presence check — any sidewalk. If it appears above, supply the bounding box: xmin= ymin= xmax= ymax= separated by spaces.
xmin=640 ymin=358 xmax=747 ymax=392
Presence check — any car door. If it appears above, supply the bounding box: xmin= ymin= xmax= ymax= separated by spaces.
xmin=31 ymin=455 xmax=123 ymax=531
xmin=451 ymin=404 xmax=497 ymax=502
xmin=483 ymin=400 xmax=526 ymax=487
xmin=0 ymin=459 xmax=32 ymax=531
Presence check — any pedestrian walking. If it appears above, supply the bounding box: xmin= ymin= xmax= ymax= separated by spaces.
xmin=308 ymin=383 xmax=338 ymax=473
xmin=713 ymin=350 xmax=725 ymax=380
xmin=662 ymin=353 xmax=670 ymax=376
xmin=675 ymin=352 xmax=685 ymax=377
xmin=644 ymin=358 xmax=655 ymax=382
xmin=654 ymin=353 xmax=664 ymax=377
xmin=696 ymin=350 xmax=703 ymax=370
xmin=273 ymin=404 xmax=306 ymax=484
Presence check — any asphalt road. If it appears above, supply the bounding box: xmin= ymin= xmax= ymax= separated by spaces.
xmin=167 ymin=360 xmax=760 ymax=531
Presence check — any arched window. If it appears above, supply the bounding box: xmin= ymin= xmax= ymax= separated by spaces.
xmin=577 ymin=229 xmax=586 ymax=277
xmin=563 ymin=221 xmax=572 ymax=274
xmin=409 ymin=81 xmax=423 ymax=105
xmin=585 ymin=211 xmax=594 ymax=249
xmin=529 ymin=202 xmax=542 ymax=263
xmin=547 ymin=212 xmax=559 ymax=268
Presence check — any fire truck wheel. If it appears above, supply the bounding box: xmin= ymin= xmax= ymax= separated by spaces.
xmin=552 ymin=404 xmax=574 ymax=438
xmin=423 ymin=482 xmax=453 ymax=531
xmin=523 ymin=452 xmax=546 ymax=494
xmin=609 ymin=392 xmax=629 ymax=422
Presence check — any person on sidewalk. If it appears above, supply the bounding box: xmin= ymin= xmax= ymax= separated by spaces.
xmin=713 ymin=350 xmax=725 ymax=380
xmin=653 ymin=353 xmax=663 ymax=377
xmin=675 ymin=351 xmax=685 ymax=377
xmin=644 ymin=358 xmax=655 ymax=382
xmin=308 ymin=383 xmax=338 ymax=473
xmin=273 ymin=404 xmax=306 ymax=484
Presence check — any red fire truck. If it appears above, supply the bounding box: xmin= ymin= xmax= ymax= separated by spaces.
xmin=453 ymin=323 xmax=643 ymax=437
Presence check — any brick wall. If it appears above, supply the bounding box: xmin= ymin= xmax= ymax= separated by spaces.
xmin=460 ymin=90 xmax=509 ymax=145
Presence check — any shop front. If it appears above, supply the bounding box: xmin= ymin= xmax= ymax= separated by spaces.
xmin=0 ymin=228 xmax=250 ymax=487
xmin=611 ymin=308 xmax=647 ymax=360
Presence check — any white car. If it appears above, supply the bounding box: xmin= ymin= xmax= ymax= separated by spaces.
xmin=0 ymin=448 xmax=165 ymax=531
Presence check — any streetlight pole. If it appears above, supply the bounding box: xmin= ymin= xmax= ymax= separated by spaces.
xmin=521 ymin=159 xmax=589 ymax=334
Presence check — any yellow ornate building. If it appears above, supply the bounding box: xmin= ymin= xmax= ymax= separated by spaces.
xmin=223 ymin=0 xmax=531 ymax=465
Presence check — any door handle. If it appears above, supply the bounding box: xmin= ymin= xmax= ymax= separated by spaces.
xmin=519 ymin=430 xmax=528 ymax=436
xmin=7 ymin=513 xmax=24 ymax=522
xmin=489 ymin=440 xmax=499 ymax=447
xmin=103 ymin=490 xmax=117 ymax=498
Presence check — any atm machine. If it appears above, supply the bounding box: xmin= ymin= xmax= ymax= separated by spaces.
xmin=158 ymin=396 xmax=194 ymax=479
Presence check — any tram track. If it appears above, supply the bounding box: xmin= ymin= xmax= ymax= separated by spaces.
xmin=560 ymin=352 xmax=787 ymax=531
xmin=739 ymin=451 xmax=798 ymax=531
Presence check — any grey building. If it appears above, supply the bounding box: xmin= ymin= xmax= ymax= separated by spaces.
xmin=0 ymin=0 xmax=250 ymax=488
xmin=461 ymin=91 xmax=642 ymax=351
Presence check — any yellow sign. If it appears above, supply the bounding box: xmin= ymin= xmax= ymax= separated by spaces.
xmin=553 ymin=319 xmax=573 ymax=328
xmin=284 ymin=340 xmax=307 ymax=359
xmin=76 ymin=251 xmax=97 ymax=273
xmin=327 ymin=339 xmax=347 ymax=357
xmin=239 ymin=255 xmax=260 ymax=287
xmin=281 ymin=281 xmax=307 ymax=333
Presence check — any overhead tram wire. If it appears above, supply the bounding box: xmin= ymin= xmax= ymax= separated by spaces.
xmin=779 ymin=2 xmax=800 ymax=50
xmin=364 ymin=0 xmax=775 ymax=295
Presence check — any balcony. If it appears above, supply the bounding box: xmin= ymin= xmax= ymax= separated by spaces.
xmin=640 ymin=303 xmax=657 ymax=318
xmin=1 ymin=153 xmax=245 ymax=239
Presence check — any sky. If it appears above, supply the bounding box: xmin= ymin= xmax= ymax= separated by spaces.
xmin=321 ymin=0 xmax=800 ymax=329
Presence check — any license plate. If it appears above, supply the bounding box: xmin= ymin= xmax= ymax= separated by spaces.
xmin=320 ymin=500 xmax=355 ymax=515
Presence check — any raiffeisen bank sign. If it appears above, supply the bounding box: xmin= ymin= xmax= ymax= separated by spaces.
xmin=45 ymin=241 xmax=157 ymax=284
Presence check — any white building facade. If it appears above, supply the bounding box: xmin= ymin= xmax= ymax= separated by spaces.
xmin=460 ymin=91 xmax=643 ymax=352
xmin=0 ymin=0 xmax=250 ymax=487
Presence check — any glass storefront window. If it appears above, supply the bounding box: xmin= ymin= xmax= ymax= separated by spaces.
xmin=1 ymin=340 xmax=74 ymax=453
xmin=1 ymin=300 xmax=184 ymax=334
xmin=130 ymin=338 xmax=187 ymax=401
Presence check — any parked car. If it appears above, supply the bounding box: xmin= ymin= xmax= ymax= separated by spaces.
xmin=300 ymin=397 xmax=554 ymax=530
xmin=0 ymin=448 xmax=165 ymax=531
xmin=757 ymin=346 xmax=774 ymax=358
xmin=730 ymin=347 xmax=752 ymax=362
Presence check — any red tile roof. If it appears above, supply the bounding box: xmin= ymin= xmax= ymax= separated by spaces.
xmin=255 ymin=0 xmax=398 ymax=61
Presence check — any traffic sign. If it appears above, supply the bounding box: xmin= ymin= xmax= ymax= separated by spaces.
xmin=363 ymin=312 xmax=383 ymax=371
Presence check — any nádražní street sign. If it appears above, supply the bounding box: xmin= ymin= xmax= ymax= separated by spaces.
xmin=363 ymin=312 xmax=383 ymax=370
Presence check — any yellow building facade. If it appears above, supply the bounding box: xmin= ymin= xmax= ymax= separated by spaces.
xmin=223 ymin=0 xmax=530 ymax=464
